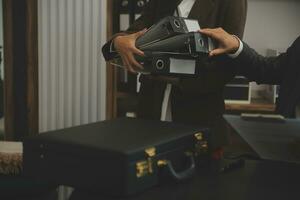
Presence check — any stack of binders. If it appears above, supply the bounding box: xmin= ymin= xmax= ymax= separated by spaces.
xmin=106 ymin=16 xmax=215 ymax=76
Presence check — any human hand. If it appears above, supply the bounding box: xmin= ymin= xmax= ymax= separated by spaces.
xmin=199 ymin=28 xmax=240 ymax=57
xmin=113 ymin=29 xmax=147 ymax=73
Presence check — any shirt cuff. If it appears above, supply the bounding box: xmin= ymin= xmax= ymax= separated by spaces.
xmin=110 ymin=40 xmax=116 ymax=53
xmin=228 ymin=35 xmax=243 ymax=58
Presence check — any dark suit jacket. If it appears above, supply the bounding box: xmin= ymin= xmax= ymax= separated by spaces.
xmin=103 ymin=0 xmax=247 ymax=148
xmin=234 ymin=36 xmax=300 ymax=118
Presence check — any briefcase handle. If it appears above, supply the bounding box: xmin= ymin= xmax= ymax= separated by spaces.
xmin=159 ymin=153 xmax=196 ymax=181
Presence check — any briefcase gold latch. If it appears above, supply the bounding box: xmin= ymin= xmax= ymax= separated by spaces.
xmin=195 ymin=132 xmax=203 ymax=140
xmin=136 ymin=147 xmax=156 ymax=178
xmin=194 ymin=132 xmax=208 ymax=156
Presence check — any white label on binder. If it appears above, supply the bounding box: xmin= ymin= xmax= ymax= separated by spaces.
xmin=170 ymin=59 xmax=195 ymax=74
xmin=208 ymin=38 xmax=216 ymax=52
xmin=120 ymin=14 xmax=130 ymax=31
xmin=135 ymin=14 xmax=141 ymax=20
xmin=184 ymin=19 xmax=201 ymax=32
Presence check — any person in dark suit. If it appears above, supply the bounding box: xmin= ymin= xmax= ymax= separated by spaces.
xmin=200 ymin=28 xmax=300 ymax=118
xmin=102 ymin=0 xmax=248 ymax=150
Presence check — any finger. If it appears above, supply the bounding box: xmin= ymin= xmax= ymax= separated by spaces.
xmin=132 ymin=47 xmax=145 ymax=57
xmin=128 ymin=53 xmax=143 ymax=70
xmin=199 ymin=28 xmax=214 ymax=33
xmin=199 ymin=28 xmax=215 ymax=36
xmin=200 ymin=29 xmax=222 ymax=41
xmin=209 ymin=48 xmax=228 ymax=57
xmin=122 ymin=55 xmax=136 ymax=73
xmin=120 ymin=55 xmax=128 ymax=68
xmin=125 ymin=56 xmax=138 ymax=74
xmin=134 ymin=28 xmax=147 ymax=39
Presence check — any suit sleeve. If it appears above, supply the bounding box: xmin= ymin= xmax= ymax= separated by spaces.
xmin=102 ymin=1 xmax=156 ymax=61
xmin=234 ymin=42 xmax=287 ymax=85
xmin=102 ymin=32 xmax=126 ymax=61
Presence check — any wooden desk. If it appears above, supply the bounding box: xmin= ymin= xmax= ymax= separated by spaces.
xmin=225 ymin=99 xmax=276 ymax=114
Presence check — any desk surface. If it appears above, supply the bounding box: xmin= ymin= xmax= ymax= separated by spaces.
xmin=225 ymin=99 xmax=275 ymax=112
xmin=225 ymin=115 xmax=300 ymax=163
xmin=70 ymin=160 xmax=300 ymax=200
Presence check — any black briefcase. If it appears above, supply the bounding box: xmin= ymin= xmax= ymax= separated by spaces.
xmin=23 ymin=118 xmax=210 ymax=197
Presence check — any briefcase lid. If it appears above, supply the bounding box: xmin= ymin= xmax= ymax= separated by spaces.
xmin=25 ymin=118 xmax=207 ymax=160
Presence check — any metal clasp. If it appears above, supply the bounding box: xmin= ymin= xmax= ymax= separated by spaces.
xmin=194 ymin=132 xmax=208 ymax=156
xmin=136 ymin=147 xmax=156 ymax=178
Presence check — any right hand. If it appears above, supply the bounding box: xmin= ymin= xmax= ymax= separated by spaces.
xmin=113 ymin=29 xmax=147 ymax=73
xmin=199 ymin=28 xmax=240 ymax=57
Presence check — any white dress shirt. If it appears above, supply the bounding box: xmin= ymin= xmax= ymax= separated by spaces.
xmin=160 ymin=0 xmax=196 ymax=121
xmin=228 ymin=37 xmax=244 ymax=58
xmin=177 ymin=0 xmax=196 ymax=18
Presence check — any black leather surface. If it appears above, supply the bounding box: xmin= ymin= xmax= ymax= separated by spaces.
xmin=25 ymin=118 xmax=206 ymax=156
xmin=23 ymin=118 xmax=209 ymax=196
xmin=70 ymin=160 xmax=300 ymax=200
